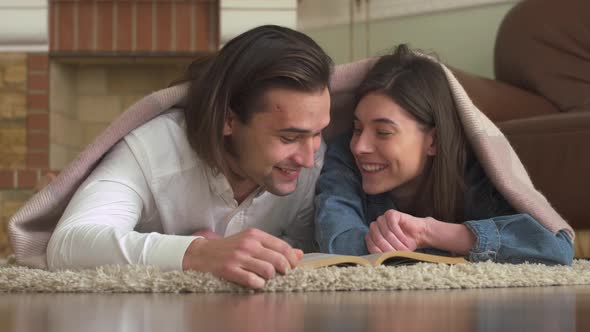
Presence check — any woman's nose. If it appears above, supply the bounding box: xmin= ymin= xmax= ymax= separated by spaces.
xmin=351 ymin=132 xmax=373 ymax=155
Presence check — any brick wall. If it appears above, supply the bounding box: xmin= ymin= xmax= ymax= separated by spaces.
xmin=49 ymin=59 xmax=191 ymax=169
xmin=0 ymin=54 xmax=188 ymax=258
xmin=50 ymin=0 xmax=218 ymax=54
xmin=0 ymin=53 xmax=51 ymax=257
xmin=0 ymin=1 xmax=218 ymax=258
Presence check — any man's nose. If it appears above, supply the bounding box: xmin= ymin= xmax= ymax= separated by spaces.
xmin=297 ymin=139 xmax=316 ymax=169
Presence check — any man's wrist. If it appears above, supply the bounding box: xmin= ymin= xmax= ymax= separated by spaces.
xmin=182 ymin=237 xmax=207 ymax=271
xmin=147 ymin=234 xmax=202 ymax=271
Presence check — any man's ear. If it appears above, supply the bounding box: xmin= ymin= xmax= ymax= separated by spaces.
xmin=223 ymin=110 xmax=235 ymax=136
xmin=426 ymin=128 xmax=437 ymax=156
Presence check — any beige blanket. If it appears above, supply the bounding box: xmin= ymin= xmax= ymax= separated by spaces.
xmin=8 ymin=58 xmax=574 ymax=268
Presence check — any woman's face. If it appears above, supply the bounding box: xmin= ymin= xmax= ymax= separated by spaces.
xmin=350 ymin=92 xmax=436 ymax=196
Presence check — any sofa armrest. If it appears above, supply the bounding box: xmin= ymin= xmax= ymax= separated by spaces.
xmin=499 ymin=112 xmax=590 ymax=230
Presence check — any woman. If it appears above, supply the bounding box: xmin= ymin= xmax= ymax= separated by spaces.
xmin=315 ymin=45 xmax=573 ymax=265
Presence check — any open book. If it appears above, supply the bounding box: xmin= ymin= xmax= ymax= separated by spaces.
xmin=297 ymin=251 xmax=469 ymax=268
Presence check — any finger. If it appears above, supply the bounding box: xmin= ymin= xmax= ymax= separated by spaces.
xmin=293 ymin=249 xmax=304 ymax=260
xmin=378 ymin=218 xmax=409 ymax=251
xmin=252 ymin=246 xmax=292 ymax=275
xmin=365 ymin=233 xmax=382 ymax=254
xmin=223 ymin=266 xmax=266 ymax=289
xmin=369 ymin=222 xmax=395 ymax=252
xmin=387 ymin=216 xmax=412 ymax=249
xmin=253 ymin=230 xmax=299 ymax=268
xmin=240 ymin=254 xmax=278 ymax=281
xmin=384 ymin=210 xmax=412 ymax=249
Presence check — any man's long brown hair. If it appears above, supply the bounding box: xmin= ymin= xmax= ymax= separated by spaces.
xmin=180 ymin=25 xmax=333 ymax=175
xmin=356 ymin=45 xmax=468 ymax=222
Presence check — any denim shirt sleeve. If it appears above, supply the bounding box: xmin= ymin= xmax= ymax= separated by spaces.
xmin=314 ymin=132 xmax=370 ymax=256
xmin=462 ymin=158 xmax=574 ymax=266
xmin=464 ymin=215 xmax=573 ymax=265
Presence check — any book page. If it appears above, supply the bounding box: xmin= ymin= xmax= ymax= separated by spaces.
xmin=298 ymin=253 xmax=372 ymax=268
xmin=362 ymin=251 xmax=469 ymax=266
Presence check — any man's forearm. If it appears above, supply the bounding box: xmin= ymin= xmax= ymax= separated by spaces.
xmin=48 ymin=224 xmax=196 ymax=271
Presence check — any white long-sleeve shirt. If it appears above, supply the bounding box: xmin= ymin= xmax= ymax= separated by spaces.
xmin=46 ymin=110 xmax=324 ymax=271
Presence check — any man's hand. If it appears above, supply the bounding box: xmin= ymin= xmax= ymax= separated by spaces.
xmin=192 ymin=229 xmax=222 ymax=240
xmin=182 ymin=228 xmax=304 ymax=289
xmin=365 ymin=209 xmax=431 ymax=254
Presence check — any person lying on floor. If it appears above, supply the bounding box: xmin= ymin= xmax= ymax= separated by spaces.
xmin=10 ymin=25 xmax=333 ymax=289
xmin=314 ymin=44 xmax=574 ymax=265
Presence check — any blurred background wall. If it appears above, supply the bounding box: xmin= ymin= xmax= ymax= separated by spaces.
xmin=299 ymin=0 xmax=517 ymax=78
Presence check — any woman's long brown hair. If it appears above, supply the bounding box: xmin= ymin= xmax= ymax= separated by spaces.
xmin=356 ymin=45 xmax=468 ymax=222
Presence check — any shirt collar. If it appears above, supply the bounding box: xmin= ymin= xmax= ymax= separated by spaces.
xmin=208 ymin=170 xmax=266 ymax=201
xmin=208 ymin=170 xmax=233 ymax=198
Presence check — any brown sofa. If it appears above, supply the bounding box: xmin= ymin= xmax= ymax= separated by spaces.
xmin=455 ymin=0 xmax=590 ymax=257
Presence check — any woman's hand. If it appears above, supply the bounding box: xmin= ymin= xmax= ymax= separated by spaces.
xmin=365 ymin=209 xmax=431 ymax=254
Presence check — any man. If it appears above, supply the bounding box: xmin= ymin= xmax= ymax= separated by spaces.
xmin=43 ymin=25 xmax=333 ymax=289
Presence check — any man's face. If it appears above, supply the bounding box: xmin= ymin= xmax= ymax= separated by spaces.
xmin=224 ymin=87 xmax=331 ymax=196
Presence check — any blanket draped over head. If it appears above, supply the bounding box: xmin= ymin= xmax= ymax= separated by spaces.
xmin=8 ymin=57 xmax=574 ymax=269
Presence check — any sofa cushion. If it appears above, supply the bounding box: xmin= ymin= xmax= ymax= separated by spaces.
xmin=452 ymin=68 xmax=558 ymax=122
xmin=499 ymin=111 xmax=590 ymax=230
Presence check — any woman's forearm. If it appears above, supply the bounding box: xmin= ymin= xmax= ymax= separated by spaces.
xmin=423 ymin=217 xmax=476 ymax=255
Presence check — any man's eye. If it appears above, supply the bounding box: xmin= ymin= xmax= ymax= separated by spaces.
xmin=352 ymin=127 xmax=362 ymax=135
xmin=280 ymin=136 xmax=297 ymax=143
xmin=377 ymin=131 xmax=392 ymax=137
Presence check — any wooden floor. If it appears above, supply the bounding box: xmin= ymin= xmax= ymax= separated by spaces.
xmin=1 ymin=286 xmax=589 ymax=331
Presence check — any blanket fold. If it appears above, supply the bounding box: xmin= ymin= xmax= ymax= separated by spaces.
xmin=8 ymin=59 xmax=574 ymax=269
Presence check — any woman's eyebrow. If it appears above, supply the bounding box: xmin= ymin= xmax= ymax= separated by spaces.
xmin=372 ymin=118 xmax=398 ymax=126
xmin=353 ymin=115 xmax=398 ymax=126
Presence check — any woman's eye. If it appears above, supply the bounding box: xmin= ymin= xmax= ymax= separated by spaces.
xmin=377 ymin=131 xmax=392 ymax=137
xmin=280 ymin=136 xmax=297 ymax=143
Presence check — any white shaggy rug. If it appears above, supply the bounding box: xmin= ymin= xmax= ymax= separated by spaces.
xmin=1 ymin=260 xmax=589 ymax=293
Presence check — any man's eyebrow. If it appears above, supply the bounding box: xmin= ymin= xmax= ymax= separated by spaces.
xmin=277 ymin=127 xmax=312 ymax=134
xmin=353 ymin=115 xmax=398 ymax=126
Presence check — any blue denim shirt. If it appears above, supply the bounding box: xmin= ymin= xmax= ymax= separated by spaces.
xmin=314 ymin=132 xmax=573 ymax=265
